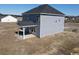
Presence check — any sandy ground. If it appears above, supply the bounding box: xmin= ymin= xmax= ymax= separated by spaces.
xmin=17 ymin=34 xmax=36 ymax=40
xmin=0 ymin=23 xmax=79 ymax=55
xmin=64 ymin=23 xmax=79 ymax=29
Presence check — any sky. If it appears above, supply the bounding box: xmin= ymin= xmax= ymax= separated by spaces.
xmin=0 ymin=4 xmax=79 ymax=16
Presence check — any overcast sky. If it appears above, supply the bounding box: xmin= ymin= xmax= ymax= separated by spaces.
xmin=0 ymin=4 xmax=79 ymax=16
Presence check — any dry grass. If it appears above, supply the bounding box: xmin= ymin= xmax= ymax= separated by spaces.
xmin=65 ymin=23 xmax=79 ymax=27
xmin=0 ymin=23 xmax=79 ymax=54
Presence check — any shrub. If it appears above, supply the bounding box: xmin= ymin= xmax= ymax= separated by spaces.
xmin=72 ymin=29 xmax=78 ymax=32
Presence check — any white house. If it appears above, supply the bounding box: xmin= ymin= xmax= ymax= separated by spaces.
xmin=19 ymin=4 xmax=65 ymax=39
xmin=1 ymin=15 xmax=17 ymax=22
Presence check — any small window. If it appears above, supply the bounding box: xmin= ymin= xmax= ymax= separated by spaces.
xmin=31 ymin=27 xmax=35 ymax=33
xmin=55 ymin=19 xmax=60 ymax=23
xmin=59 ymin=19 xmax=60 ymax=22
xmin=55 ymin=20 xmax=57 ymax=23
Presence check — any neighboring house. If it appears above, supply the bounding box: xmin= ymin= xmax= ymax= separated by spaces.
xmin=65 ymin=16 xmax=76 ymax=21
xmin=1 ymin=15 xmax=17 ymax=22
xmin=0 ymin=14 xmax=22 ymax=22
xmin=19 ymin=4 xmax=65 ymax=39
xmin=65 ymin=16 xmax=79 ymax=23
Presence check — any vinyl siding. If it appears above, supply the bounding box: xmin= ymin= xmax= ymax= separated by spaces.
xmin=40 ymin=15 xmax=64 ymax=37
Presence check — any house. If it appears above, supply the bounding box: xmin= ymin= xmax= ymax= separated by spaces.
xmin=19 ymin=4 xmax=65 ymax=39
xmin=65 ymin=16 xmax=76 ymax=23
xmin=1 ymin=15 xmax=17 ymax=22
xmin=65 ymin=16 xmax=79 ymax=23
xmin=65 ymin=16 xmax=76 ymax=20
xmin=0 ymin=14 xmax=22 ymax=22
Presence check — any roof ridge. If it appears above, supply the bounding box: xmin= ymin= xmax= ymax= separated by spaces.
xmin=23 ymin=4 xmax=64 ymax=15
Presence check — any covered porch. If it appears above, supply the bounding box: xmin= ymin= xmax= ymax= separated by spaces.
xmin=18 ymin=25 xmax=37 ymax=39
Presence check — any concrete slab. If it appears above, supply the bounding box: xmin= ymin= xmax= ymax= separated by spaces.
xmin=16 ymin=34 xmax=36 ymax=40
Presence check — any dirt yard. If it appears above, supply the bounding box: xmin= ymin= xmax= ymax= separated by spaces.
xmin=0 ymin=23 xmax=79 ymax=55
xmin=64 ymin=23 xmax=79 ymax=32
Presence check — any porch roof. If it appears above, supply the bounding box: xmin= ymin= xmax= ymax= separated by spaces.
xmin=19 ymin=25 xmax=38 ymax=28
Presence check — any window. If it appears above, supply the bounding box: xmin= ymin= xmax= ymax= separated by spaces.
xmin=55 ymin=20 xmax=57 ymax=23
xmin=59 ymin=19 xmax=60 ymax=22
xmin=30 ymin=27 xmax=35 ymax=33
xmin=55 ymin=19 xmax=60 ymax=23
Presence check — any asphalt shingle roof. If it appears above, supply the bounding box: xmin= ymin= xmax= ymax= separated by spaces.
xmin=24 ymin=4 xmax=64 ymax=15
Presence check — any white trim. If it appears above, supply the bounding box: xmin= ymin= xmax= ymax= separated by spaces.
xmin=40 ymin=13 xmax=64 ymax=15
xmin=20 ymin=25 xmax=37 ymax=28
xmin=23 ymin=27 xmax=25 ymax=39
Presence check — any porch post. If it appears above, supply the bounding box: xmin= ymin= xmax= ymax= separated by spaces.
xmin=23 ymin=27 xmax=25 ymax=39
xmin=18 ymin=30 xmax=19 ymax=38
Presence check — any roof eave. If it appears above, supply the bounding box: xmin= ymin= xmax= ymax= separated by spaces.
xmin=23 ymin=13 xmax=65 ymax=16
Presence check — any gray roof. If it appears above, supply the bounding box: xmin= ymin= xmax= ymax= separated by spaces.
xmin=23 ymin=4 xmax=64 ymax=15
